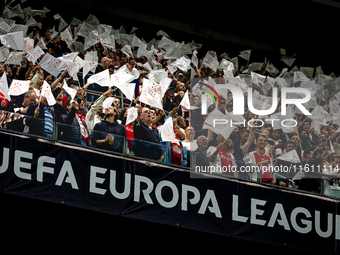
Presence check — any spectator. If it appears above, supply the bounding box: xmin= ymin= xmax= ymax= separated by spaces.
xmin=92 ymin=105 xmax=126 ymax=153
xmin=112 ymin=98 xmax=121 ymax=115
xmin=323 ymin=154 xmax=340 ymax=198
xmin=300 ymin=130 xmax=314 ymax=150
xmin=275 ymin=140 xmax=299 ymax=187
xmin=245 ymin=135 xmax=276 ymax=184
xmin=86 ymin=89 xmax=114 ymax=131
xmin=207 ymin=134 xmax=238 ymax=177
xmin=52 ymin=87 xmax=67 ymax=120
xmin=299 ymin=146 xmax=327 ymax=194
xmin=132 ymin=105 xmax=164 ymax=161
xmin=10 ymin=90 xmax=37 ymax=114
xmin=194 ymin=135 xmax=210 ymax=169
xmin=26 ymin=95 xmax=57 ymax=139
xmin=60 ymin=98 xmax=90 ymax=146
xmin=267 ymin=129 xmax=284 ymax=156
xmin=163 ymin=87 xmax=175 ymax=112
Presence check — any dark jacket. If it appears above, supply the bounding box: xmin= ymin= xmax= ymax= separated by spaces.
xmin=132 ymin=120 xmax=163 ymax=160
xmin=92 ymin=120 xmax=126 ymax=153
xmin=26 ymin=103 xmax=56 ymax=137
xmin=60 ymin=107 xmax=90 ymax=145
xmin=194 ymin=148 xmax=210 ymax=169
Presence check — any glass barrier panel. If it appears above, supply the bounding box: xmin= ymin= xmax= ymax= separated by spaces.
xmin=2 ymin=107 xmax=340 ymax=200
xmin=91 ymin=128 xmax=126 ymax=155
xmin=0 ymin=110 xmax=53 ymax=140
xmin=189 ymin=149 xmax=257 ymax=182
xmin=56 ymin=122 xmax=126 ymax=155
xmin=128 ymin=137 xmax=168 ymax=162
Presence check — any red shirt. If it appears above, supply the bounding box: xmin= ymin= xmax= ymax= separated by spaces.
xmin=218 ymin=149 xmax=235 ymax=176
xmin=246 ymin=151 xmax=273 ymax=183
xmin=125 ymin=124 xmax=134 ymax=148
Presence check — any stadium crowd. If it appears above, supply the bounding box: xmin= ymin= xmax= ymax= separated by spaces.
xmin=1 ymin=0 xmax=340 ymax=199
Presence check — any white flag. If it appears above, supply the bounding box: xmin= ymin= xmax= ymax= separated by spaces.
xmin=102 ymin=96 xmax=115 ymax=111
xmin=116 ymin=83 xmax=136 ymax=101
xmin=265 ymin=62 xmax=279 ymax=77
xmin=60 ymin=27 xmax=73 ymax=43
xmin=161 ymin=116 xmax=177 ymax=142
xmin=39 ymin=52 xmax=63 ymax=77
xmin=23 ymin=37 xmax=34 ymax=55
xmin=53 ymin=13 xmax=68 ymax=32
xmin=179 ymin=90 xmax=198 ymax=110
xmin=66 ymin=60 xmax=78 ymax=77
xmin=0 ymin=20 xmax=11 ymax=34
xmin=137 ymin=43 xmax=154 ymax=59
xmin=202 ymin=52 xmax=219 ymax=71
xmin=132 ymin=35 xmax=144 ymax=48
xmin=6 ymin=4 xmax=25 ymax=19
xmin=82 ymin=61 xmax=98 ymax=79
xmin=84 ymin=32 xmax=99 ymax=51
xmin=26 ymin=45 xmax=44 ymax=65
xmin=121 ymin=44 xmax=133 ymax=58
xmin=40 ymin=81 xmax=56 ymax=106
xmin=281 ymin=56 xmax=295 ymax=67
xmin=148 ymin=69 xmax=168 ymax=83
xmin=309 ymin=105 xmax=332 ymax=124
xmin=87 ymin=69 xmax=111 ymax=87
xmin=63 ymin=80 xmax=77 ymax=100
xmin=84 ymin=50 xmax=98 ymax=63
xmin=203 ymin=108 xmax=234 ymax=139
xmin=0 ymin=46 xmax=9 ymax=62
xmin=37 ymin=37 xmax=47 ymax=50
xmin=8 ymin=79 xmax=30 ymax=96
xmin=5 ymin=51 xmax=24 ymax=65
xmin=0 ymin=31 xmax=24 ymax=50
xmin=126 ymin=107 xmax=138 ymax=126
xmin=9 ymin=24 xmax=28 ymax=37
xmin=239 ymin=50 xmax=251 ymax=61
xmin=157 ymin=36 xmax=175 ymax=51
xmin=156 ymin=30 xmax=170 ymax=38
xmin=74 ymin=56 xmax=86 ymax=71
xmin=251 ymin=71 xmax=266 ymax=86
xmin=277 ymin=150 xmax=301 ymax=163
xmin=173 ymin=56 xmax=191 ymax=72
xmin=99 ymin=34 xmax=115 ymax=49
xmin=111 ymin=65 xmax=135 ymax=85
xmin=139 ymin=78 xmax=170 ymax=110
xmin=0 ymin=72 xmax=10 ymax=100
xmin=191 ymin=50 xmax=198 ymax=68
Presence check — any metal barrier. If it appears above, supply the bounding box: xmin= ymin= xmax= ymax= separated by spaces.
xmin=1 ymin=109 xmax=339 ymax=201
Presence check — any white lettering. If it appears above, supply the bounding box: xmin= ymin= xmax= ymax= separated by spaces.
xmin=55 ymin=160 xmax=78 ymax=190
xmin=267 ymin=203 xmax=291 ymax=230
xmin=315 ymin=211 xmax=333 ymax=238
xmin=90 ymin=166 xmax=107 ymax=195
xmin=134 ymin=175 xmax=154 ymax=204
xmin=181 ymin=184 xmax=200 ymax=211
xmin=0 ymin=147 xmax=9 ymax=174
xmin=248 ymin=87 xmax=278 ymax=115
xmin=213 ymin=119 xmax=228 ymax=127
xmin=14 ymin=150 xmax=32 ymax=180
xmin=251 ymin=198 xmax=267 ymax=226
xmin=281 ymin=87 xmax=311 ymax=115
xmin=198 ymin=189 xmax=222 ymax=218
xmin=291 ymin=207 xmax=312 ymax=234
xmin=155 ymin=180 xmax=179 ymax=208
xmin=109 ymin=170 xmax=131 ymax=199
xmin=232 ymin=194 xmax=248 ymax=223
xmin=37 ymin=156 xmax=55 ymax=182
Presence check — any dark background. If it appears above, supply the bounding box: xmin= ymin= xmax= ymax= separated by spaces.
xmin=24 ymin=0 xmax=340 ymax=76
